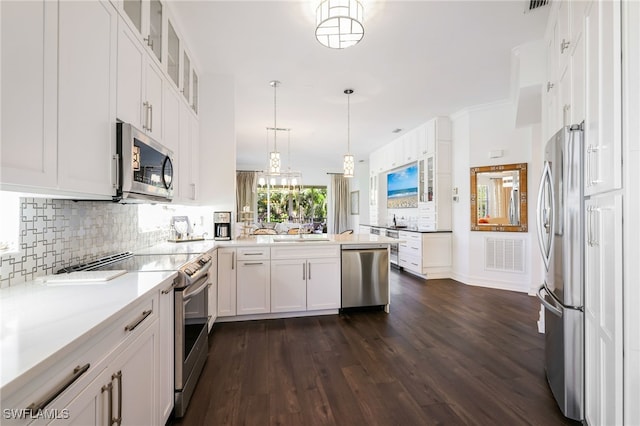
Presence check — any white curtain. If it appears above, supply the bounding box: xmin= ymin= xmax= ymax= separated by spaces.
xmin=236 ymin=171 xmax=257 ymax=222
xmin=331 ymin=174 xmax=350 ymax=234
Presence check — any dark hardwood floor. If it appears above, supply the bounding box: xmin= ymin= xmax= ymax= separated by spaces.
xmin=170 ymin=269 xmax=580 ymax=426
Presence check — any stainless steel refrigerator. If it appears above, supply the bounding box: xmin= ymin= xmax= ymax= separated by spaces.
xmin=535 ymin=124 xmax=584 ymax=421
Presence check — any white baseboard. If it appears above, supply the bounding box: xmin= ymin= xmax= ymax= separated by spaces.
xmin=449 ymin=271 xmax=530 ymax=293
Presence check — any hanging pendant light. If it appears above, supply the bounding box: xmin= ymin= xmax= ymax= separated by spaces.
xmin=343 ymin=88 xmax=355 ymax=178
xmin=316 ymin=0 xmax=364 ymax=49
xmin=269 ymin=80 xmax=281 ymax=175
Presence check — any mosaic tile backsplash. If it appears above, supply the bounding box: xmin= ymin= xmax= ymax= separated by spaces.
xmin=0 ymin=198 xmax=170 ymax=288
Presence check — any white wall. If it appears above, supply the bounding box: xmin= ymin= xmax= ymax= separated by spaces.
xmin=199 ymin=73 xmax=236 ymax=214
xmin=451 ymin=101 xmax=543 ymax=293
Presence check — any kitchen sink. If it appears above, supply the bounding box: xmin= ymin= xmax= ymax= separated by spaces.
xmin=272 ymin=235 xmax=331 ymax=242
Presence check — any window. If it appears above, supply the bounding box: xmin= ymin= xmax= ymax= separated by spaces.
xmin=257 ymin=186 xmax=327 ymax=229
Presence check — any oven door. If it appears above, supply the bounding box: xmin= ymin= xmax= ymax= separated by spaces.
xmin=174 ymin=272 xmax=209 ymax=391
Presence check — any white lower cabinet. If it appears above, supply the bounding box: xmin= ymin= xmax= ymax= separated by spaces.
xmin=270 ymin=245 xmax=341 ymax=313
xmin=207 ymin=249 xmax=219 ymax=331
xmin=271 ymin=259 xmax=307 ymax=313
xmin=158 ymin=280 xmax=176 ymax=424
xmin=217 ymin=248 xmax=237 ymax=317
xmin=237 ymin=260 xmax=270 ymax=315
xmin=5 ymin=282 xmax=170 ymax=426
xmin=270 ymin=257 xmax=340 ymax=312
xmin=306 ymin=257 xmax=341 ymax=310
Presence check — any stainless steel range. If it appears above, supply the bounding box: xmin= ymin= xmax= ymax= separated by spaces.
xmin=56 ymin=251 xmax=212 ymax=418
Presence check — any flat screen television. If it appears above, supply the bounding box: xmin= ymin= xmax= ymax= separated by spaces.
xmin=387 ymin=163 xmax=419 ymax=209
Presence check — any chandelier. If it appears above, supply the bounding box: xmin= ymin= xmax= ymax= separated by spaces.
xmin=258 ymin=128 xmax=303 ymax=191
xmin=315 ymin=0 xmax=364 ymax=49
xmin=343 ymin=89 xmax=355 ymax=178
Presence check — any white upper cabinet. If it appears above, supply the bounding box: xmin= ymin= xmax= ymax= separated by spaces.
xmin=584 ymin=0 xmax=622 ymax=196
xmin=57 ymin=0 xmax=118 ymax=197
xmin=1 ymin=0 xmax=58 ymax=192
xmin=117 ymin=15 xmax=163 ymax=141
xmin=117 ymin=0 xmax=163 ymax=65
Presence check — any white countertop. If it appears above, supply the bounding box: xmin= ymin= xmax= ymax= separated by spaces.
xmin=215 ymin=233 xmax=401 ymax=246
xmin=135 ymin=234 xmax=399 ymax=253
xmin=0 ymin=271 xmax=177 ymax=392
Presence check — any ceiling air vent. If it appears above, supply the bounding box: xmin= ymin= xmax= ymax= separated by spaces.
xmin=525 ymin=0 xmax=548 ymax=12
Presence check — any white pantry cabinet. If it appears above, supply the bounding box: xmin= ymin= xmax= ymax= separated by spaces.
xmin=584 ymin=193 xmax=623 ymax=426
xmin=116 ymin=20 xmax=164 ymax=142
xmin=217 ymin=248 xmax=237 ymax=317
xmin=583 ymin=0 xmax=622 ymax=196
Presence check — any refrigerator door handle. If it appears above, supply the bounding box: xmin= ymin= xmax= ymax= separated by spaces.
xmin=536 ymin=284 xmax=563 ymax=317
xmin=536 ymin=161 xmax=554 ymax=270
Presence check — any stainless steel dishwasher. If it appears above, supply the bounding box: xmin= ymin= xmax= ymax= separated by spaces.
xmin=341 ymin=244 xmax=390 ymax=308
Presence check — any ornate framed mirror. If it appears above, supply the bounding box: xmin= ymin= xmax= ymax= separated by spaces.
xmin=470 ymin=163 xmax=528 ymax=232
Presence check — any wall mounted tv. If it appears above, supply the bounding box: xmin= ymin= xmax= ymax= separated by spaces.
xmin=387 ymin=163 xmax=419 ymax=209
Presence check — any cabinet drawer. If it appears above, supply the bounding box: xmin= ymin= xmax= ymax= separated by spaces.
xmin=399 ymin=240 xmax=422 ymax=254
xmin=270 ymin=245 xmax=339 ymax=260
xmin=237 ymin=247 xmax=270 ymax=260
xmin=399 ymin=255 xmax=422 ymax=274
xmin=399 ymin=231 xmax=421 ymax=241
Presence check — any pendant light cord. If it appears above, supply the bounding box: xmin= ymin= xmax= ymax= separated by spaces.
xmin=273 ymin=81 xmax=278 ymax=151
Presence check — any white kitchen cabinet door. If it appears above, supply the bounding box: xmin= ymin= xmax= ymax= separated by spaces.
xmin=45 ymin=367 xmax=109 ymax=426
xmin=158 ymin=281 xmax=174 ymax=425
xmin=271 ymin=259 xmax=307 ymax=313
xmin=306 ymin=257 xmax=341 ymax=311
xmin=584 ymin=0 xmax=622 ymax=196
xmin=237 ymin=260 xmax=271 ymax=315
xmin=207 ymin=250 xmax=219 ymax=331
xmin=0 ymin=0 xmax=58 ymax=191
xmin=177 ymin=103 xmax=199 ymax=203
xmin=116 ymin=21 xmax=163 ymax=141
xmin=116 ymin=0 xmax=163 ymax=65
xmin=584 ymin=193 xmax=623 ymax=426
xmin=57 ymin=0 xmax=117 ymax=197
xmin=108 ymin=320 xmax=158 ymax=426
xmin=217 ymin=248 xmax=237 ymax=317
xmin=163 ymin=85 xmax=181 ymax=180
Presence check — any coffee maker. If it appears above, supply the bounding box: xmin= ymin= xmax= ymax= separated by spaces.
xmin=213 ymin=211 xmax=232 ymax=240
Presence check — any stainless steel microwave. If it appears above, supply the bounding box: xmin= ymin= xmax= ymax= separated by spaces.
xmin=116 ymin=122 xmax=174 ymax=203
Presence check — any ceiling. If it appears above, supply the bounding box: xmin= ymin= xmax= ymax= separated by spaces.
xmin=170 ymin=0 xmax=549 ymax=181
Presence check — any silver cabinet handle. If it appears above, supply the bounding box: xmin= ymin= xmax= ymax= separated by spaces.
xmin=161 ymin=278 xmax=178 ymax=294
xmin=142 ymin=101 xmax=149 ymax=130
xmin=144 ymin=36 xmax=153 ymax=49
xmin=124 ymin=309 xmax=152 ymax=332
xmin=112 ymin=154 xmax=120 ymax=190
xmin=243 ymin=262 xmax=263 ymax=266
xmin=587 ymin=206 xmax=600 ymax=247
xmin=101 ymin=381 xmax=113 ymax=426
xmin=302 ymin=262 xmax=306 ymax=280
xmin=243 ymin=253 xmax=265 ymax=256
xmin=231 ymin=251 xmax=235 ymax=270
xmin=586 ymin=145 xmax=602 ymax=187
xmin=191 ymin=183 xmax=196 ymax=200
xmin=27 ymin=364 xmax=90 ymax=413
xmin=547 ymin=81 xmax=554 ymax=92
xmin=112 ymin=371 xmax=122 ymax=426
xmin=148 ymin=103 xmax=153 ymax=132
xmin=307 ymin=261 xmax=311 ymax=280
xmin=560 ymin=38 xmax=570 ymax=53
